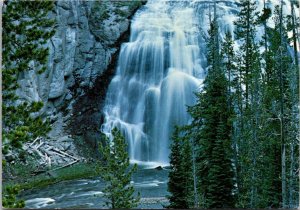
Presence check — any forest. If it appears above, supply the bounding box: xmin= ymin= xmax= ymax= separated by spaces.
xmin=2 ymin=0 xmax=300 ymax=209
xmin=168 ymin=0 xmax=299 ymax=208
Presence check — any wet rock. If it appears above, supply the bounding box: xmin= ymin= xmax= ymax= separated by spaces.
xmin=65 ymin=91 xmax=73 ymax=100
xmin=48 ymin=79 xmax=65 ymax=99
xmin=58 ymin=135 xmax=73 ymax=142
xmin=62 ymin=143 xmax=72 ymax=151
xmin=155 ymin=166 xmax=163 ymax=170
xmin=13 ymin=0 xmax=145 ymax=162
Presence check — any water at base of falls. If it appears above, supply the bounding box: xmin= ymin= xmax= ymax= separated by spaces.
xmin=101 ymin=0 xmax=237 ymax=164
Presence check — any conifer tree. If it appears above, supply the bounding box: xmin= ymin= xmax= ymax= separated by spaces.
xmin=2 ymin=1 xmax=55 ymax=208
xmin=2 ymin=0 xmax=55 ymax=153
xmin=167 ymin=127 xmax=193 ymax=209
xmin=232 ymin=1 xmax=299 ymax=207
xmin=261 ymin=4 xmax=298 ymax=207
xmin=98 ymin=128 xmax=140 ymax=209
xmin=187 ymin=11 xmax=235 ymax=208
xmin=286 ymin=3 xmax=300 ymax=203
xmin=2 ymin=185 xmax=25 ymax=208
xmin=181 ymin=136 xmax=194 ymax=207
xmin=221 ymin=30 xmax=240 ymax=198
xmin=221 ymin=31 xmax=237 ymax=109
xmin=258 ymin=4 xmax=283 ymax=207
xmin=234 ymin=0 xmax=258 ymax=106
xmin=234 ymin=1 xmax=264 ymax=207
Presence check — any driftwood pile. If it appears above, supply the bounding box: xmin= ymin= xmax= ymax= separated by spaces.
xmin=23 ymin=137 xmax=81 ymax=175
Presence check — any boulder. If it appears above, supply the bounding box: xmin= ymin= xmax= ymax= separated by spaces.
xmin=155 ymin=166 xmax=163 ymax=170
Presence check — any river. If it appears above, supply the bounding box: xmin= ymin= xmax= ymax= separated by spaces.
xmin=21 ymin=164 xmax=169 ymax=209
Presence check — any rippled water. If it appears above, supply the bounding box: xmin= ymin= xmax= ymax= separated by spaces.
xmin=21 ymin=165 xmax=169 ymax=209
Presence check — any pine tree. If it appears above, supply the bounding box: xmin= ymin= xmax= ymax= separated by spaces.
xmin=181 ymin=136 xmax=194 ymax=208
xmin=187 ymin=12 xmax=235 ymax=208
xmin=2 ymin=0 xmax=55 ymax=153
xmin=261 ymin=3 xmax=299 ymax=207
xmin=232 ymin=1 xmax=299 ymax=207
xmin=221 ymin=31 xmax=237 ymax=109
xmin=2 ymin=185 xmax=25 ymax=208
xmin=258 ymin=3 xmax=282 ymax=207
xmin=234 ymin=0 xmax=258 ymax=106
xmin=221 ymin=30 xmax=240 ymax=199
xmin=167 ymin=126 xmax=193 ymax=209
xmin=233 ymin=1 xmax=266 ymax=207
xmin=2 ymin=1 xmax=55 ymax=208
xmin=98 ymin=128 xmax=140 ymax=209
xmin=286 ymin=6 xmax=300 ymax=204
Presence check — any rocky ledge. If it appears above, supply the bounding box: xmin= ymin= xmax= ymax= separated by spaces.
xmin=7 ymin=1 xmax=146 ymax=169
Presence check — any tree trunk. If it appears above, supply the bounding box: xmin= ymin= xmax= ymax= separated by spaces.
xmin=288 ymin=143 xmax=295 ymax=207
xmin=263 ymin=0 xmax=268 ymax=59
xmin=291 ymin=1 xmax=299 ymax=67
xmin=192 ymin=138 xmax=198 ymax=208
xmin=245 ymin=1 xmax=250 ymax=107
xmin=279 ymin=1 xmax=286 ymax=207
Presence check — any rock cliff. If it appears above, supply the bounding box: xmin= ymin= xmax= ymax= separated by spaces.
xmin=16 ymin=0 xmax=145 ymax=164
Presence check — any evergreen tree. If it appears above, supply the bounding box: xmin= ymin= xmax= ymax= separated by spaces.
xmin=234 ymin=1 xmax=265 ymax=207
xmin=98 ymin=128 xmax=140 ymax=209
xmin=234 ymin=0 xmax=258 ymax=106
xmin=167 ymin=126 xmax=193 ymax=209
xmin=221 ymin=31 xmax=237 ymax=109
xmin=187 ymin=13 xmax=235 ymax=208
xmin=221 ymin=30 xmax=240 ymax=199
xmin=286 ymin=5 xmax=300 ymax=202
xmin=260 ymin=3 xmax=299 ymax=207
xmin=258 ymin=3 xmax=283 ymax=207
xmin=232 ymin=1 xmax=299 ymax=207
xmin=2 ymin=1 xmax=55 ymax=208
xmin=2 ymin=0 xmax=55 ymax=153
xmin=181 ymin=136 xmax=194 ymax=207
xmin=2 ymin=186 xmax=25 ymax=208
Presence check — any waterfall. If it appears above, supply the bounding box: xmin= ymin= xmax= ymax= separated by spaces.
xmin=101 ymin=0 xmax=238 ymax=164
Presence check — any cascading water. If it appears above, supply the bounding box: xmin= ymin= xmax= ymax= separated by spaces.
xmin=101 ymin=0 xmax=238 ymax=164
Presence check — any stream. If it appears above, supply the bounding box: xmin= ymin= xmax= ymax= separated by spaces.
xmin=21 ymin=163 xmax=169 ymax=209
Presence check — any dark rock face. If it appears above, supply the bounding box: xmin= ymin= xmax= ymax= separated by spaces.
xmin=15 ymin=0 xmax=146 ymax=159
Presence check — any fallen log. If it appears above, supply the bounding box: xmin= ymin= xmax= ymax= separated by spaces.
xmin=48 ymin=150 xmax=67 ymax=159
xmin=44 ymin=153 xmax=51 ymax=168
xmin=35 ymin=141 xmax=44 ymax=150
xmin=33 ymin=148 xmax=46 ymax=162
xmin=29 ymin=137 xmax=41 ymax=148
xmin=50 ymin=148 xmax=79 ymax=161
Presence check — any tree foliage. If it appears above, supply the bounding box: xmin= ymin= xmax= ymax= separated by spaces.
xmin=98 ymin=128 xmax=140 ymax=209
xmin=2 ymin=0 xmax=55 ymax=153
xmin=2 ymin=185 xmax=25 ymax=208
xmin=2 ymin=1 xmax=55 ymax=207
xmin=185 ymin=14 xmax=235 ymax=208
xmin=167 ymin=126 xmax=193 ymax=209
xmin=168 ymin=1 xmax=299 ymax=208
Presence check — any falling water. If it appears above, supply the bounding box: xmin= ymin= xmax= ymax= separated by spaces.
xmin=101 ymin=0 xmax=238 ymax=164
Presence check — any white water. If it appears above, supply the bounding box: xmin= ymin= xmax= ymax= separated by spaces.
xmin=101 ymin=0 xmax=238 ymax=164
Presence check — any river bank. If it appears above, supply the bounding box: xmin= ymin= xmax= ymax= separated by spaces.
xmin=17 ymin=164 xmax=170 ymax=209
xmin=3 ymin=161 xmax=100 ymax=193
